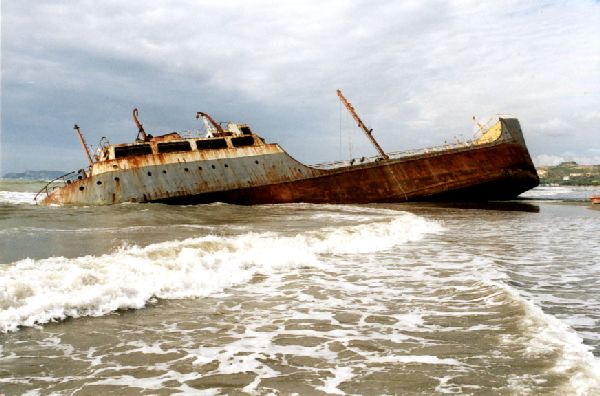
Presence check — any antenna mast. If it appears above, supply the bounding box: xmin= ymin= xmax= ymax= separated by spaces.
xmin=336 ymin=89 xmax=388 ymax=160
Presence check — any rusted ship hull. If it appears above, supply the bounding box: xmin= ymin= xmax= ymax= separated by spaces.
xmin=39 ymin=118 xmax=539 ymax=205
xmin=155 ymin=142 xmax=537 ymax=205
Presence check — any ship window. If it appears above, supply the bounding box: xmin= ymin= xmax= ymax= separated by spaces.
xmin=224 ymin=164 xmax=229 ymax=168
xmin=97 ymin=181 xmax=102 ymax=185
xmin=196 ymin=138 xmax=228 ymax=150
xmin=162 ymin=170 xmax=167 ymax=174
xmin=255 ymin=160 xmax=259 ymax=164
xmin=198 ymin=166 xmax=202 ymax=170
xmin=114 ymin=177 xmax=120 ymax=181
xmin=184 ymin=167 xmax=189 ymax=172
xmin=157 ymin=141 xmax=192 ymax=153
xmin=240 ymin=126 xmax=252 ymax=135
xmin=231 ymin=136 xmax=255 ymax=147
xmin=211 ymin=165 xmax=216 ymax=169
xmin=147 ymin=171 xmax=152 ymax=176
xmin=79 ymin=186 xmax=84 ymax=191
xmin=114 ymin=144 xmax=153 ymax=158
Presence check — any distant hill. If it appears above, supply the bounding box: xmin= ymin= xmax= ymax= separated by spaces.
xmin=2 ymin=170 xmax=66 ymax=180
xmin=537 ymin=162 xmax=600 ymax=186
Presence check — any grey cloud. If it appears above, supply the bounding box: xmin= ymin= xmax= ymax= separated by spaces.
xmin=2 ymin=0 xmax=599 ymax=174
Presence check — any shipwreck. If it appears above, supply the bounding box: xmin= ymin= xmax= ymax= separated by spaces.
xmin=36 ymin=91 xmax=539 ymax=205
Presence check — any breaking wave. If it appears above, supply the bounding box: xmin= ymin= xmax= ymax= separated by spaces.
xmin=0 ymin=212 xmax=442 ymax=332
xmin=494 ymin=280 xmax=600 ymax=395
xmin=0 ymin=191 xmax=36 ymax=205
xmin=462 ymin=257 xmax=600 ymax=395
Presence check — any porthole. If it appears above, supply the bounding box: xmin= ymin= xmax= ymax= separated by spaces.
xmin=211 ymin=165 xmax=216 ymax=169
xmin=224 ymin=164 xmax=229 ymax=168
xmin=255 ymin=160 xmax=259 ymax=164
xmin=79 ymin=186 xmax=85 ymax=191
xmin=162 ymin=170 xmax=167 ymax=174
xmin=184 ymin=167 xmax=189 ymax=172
xmin=114 ymin=177 xmax=120 ymax=182
xmin=97 ymin=181 xmax=102 ymax=185
xmin=147 ymin=171 xmax=152 ymax=176
xmin=198 ymin=166 xmax=203 ymax=170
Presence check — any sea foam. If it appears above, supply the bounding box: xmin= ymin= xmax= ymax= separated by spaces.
xmin=0 ymin=211 xmax=441 ymax=332
xmin=0 ymin=191 xmax=36 ymax=205
xmin=490 ymin=280 xmax=600 ymax=395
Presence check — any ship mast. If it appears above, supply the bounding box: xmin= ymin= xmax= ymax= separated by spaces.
xmin=73 ymin=124 xmax=94 ymax=167
xmin=336 ymin=89 xmax=388 ymax=160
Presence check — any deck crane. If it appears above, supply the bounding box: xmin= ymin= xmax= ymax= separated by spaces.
xmin=196 ymin=111 xmax=226 ymax=137
xmin=73 ymin=124 xmax=94 ymax=167
xmin=132 ymin=108 xmax=147 ymax=141
xmin=336 ymin=89 xmax=389 ymax=160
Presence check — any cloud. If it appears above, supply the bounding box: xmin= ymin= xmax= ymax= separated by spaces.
xmin=2 ymin=0 xmax=600 ymax=174
xmin=534 ymin=153 xmax=600 ymax=166
xmin=535 ymin=118 xmax=570 ymax=137
xmin=534 ymin=154 xmax=565 ymax=166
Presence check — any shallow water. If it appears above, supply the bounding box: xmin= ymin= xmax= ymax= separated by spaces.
xmin=1 ymin=182 xmax=599 ymax=394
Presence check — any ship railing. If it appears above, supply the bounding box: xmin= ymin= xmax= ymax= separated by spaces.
xmin=472 ymin=117 xmax=500 ymax=141
xmin=310 ymin=133 xmax=514 ymax=170
xmin=34 ymin=168 xmax=90 ymax=203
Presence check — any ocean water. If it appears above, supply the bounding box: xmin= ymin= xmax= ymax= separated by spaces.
xmin=0 ymin=180 xmax=599 ymax=395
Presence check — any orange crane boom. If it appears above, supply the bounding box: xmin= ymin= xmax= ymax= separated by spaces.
xmin=73 ymin=124 xmax=94 ymax=167
xmin=196 ymin=111 xmax=225 ymax=136
xmin=132 ymin=108 xmax=147 ymax=141
xmin=336 ymin=89 xmax=388 ymax=160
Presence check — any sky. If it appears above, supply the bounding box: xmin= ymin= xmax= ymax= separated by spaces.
xmin=1 ymin=0 xmax=599 ymax=174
